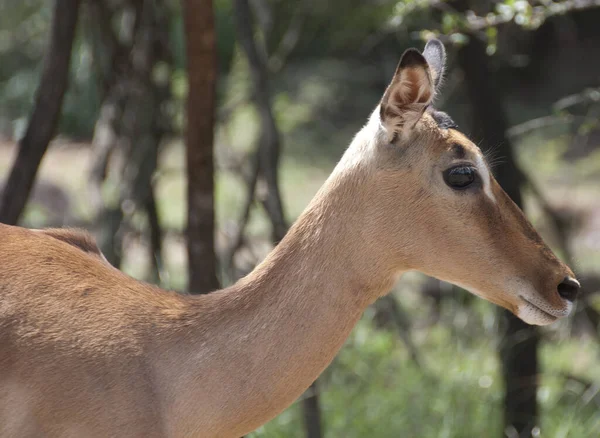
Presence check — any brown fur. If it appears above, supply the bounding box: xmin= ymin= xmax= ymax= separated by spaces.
xmin=33 ymin=228 xmax=106 ymax=260
xmin=0 ymin=41 xmax=576 ymax=437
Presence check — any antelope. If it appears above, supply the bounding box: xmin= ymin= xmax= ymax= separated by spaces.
xmin=0 ymin=39 xmax=580 ymax=437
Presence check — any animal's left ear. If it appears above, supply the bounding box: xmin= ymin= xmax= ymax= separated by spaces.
xmin=422 ymin=38 xmax=446 ymax=88
xmin=380 ymin=39 xmax=446 ymax=137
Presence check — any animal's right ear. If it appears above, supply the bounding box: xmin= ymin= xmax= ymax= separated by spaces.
xmin=380 ymin=49 xmax=434 ymax=137
xmin=379 ymin=39 xmax=446 ymax=139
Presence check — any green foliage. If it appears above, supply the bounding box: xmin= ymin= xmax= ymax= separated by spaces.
xmin=251 ymin=306 xmax=600 ymax=437
xmin=391 ymin=0 xmax=598 ymax=56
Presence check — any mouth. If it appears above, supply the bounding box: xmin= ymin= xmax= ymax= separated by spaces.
xmin=517 ymin=295 xmax=570 ymax=325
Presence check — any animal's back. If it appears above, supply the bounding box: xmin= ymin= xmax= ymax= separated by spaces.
xmin=0 ymin=224 xmax=186 ymax=437
xmin=0 ymin=224 xmax=172 ymax=353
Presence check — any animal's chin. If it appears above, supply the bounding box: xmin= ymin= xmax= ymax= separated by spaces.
xmin=515 ymin=301 xmax=560 ymax=326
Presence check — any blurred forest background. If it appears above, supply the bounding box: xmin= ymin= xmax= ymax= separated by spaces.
xmin=0 ymin=0 xmax=599 ymax=436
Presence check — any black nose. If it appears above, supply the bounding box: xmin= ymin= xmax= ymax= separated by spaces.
xmin=557 ymin=276 xmax=580 ymax=302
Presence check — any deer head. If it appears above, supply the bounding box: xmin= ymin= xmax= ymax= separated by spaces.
xmin=337 ymin=39 xmax=579 ymax=325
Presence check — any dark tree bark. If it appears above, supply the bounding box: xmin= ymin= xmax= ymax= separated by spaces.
xmin=234 ymin=1 xmax=321 ymax=436
xmin=184 ymin=0 xmax=220 ymax=294
xmin=458 ymin=35 xmax=539 ymax=438
xmin=0 ymin=0 xmax=81 ymax=225
xmin=146 ymin=186 xmax=164 ymax=284
xmin=302 ymin=382 xmax=324 ymax=438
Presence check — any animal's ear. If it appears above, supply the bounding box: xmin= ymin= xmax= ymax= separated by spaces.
xmin=380 ymin=47 xmax=435 ymax=136
xmin=422 ymin=39 xmax=446 ymax=88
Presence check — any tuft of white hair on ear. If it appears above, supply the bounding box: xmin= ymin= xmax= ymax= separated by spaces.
xmin=422 ymin=39 xmax=446 ymax=90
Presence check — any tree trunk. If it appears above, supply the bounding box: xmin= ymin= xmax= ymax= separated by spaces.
xmin=458 ymin=34 xmax=539 ymax=438
xmin=302 ymin=381 xmax=324 ymax=438
xmin=183 ymin=0 xmax=220 ymax=294
xmin=0 ymin=0 xmax=81 ymax=225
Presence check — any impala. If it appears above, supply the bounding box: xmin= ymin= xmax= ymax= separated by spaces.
xmin=0 ymin=39 xmax=579 ymax=437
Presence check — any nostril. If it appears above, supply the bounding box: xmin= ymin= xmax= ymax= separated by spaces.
xmin=557 ymin=276 xmax=580 ymax=302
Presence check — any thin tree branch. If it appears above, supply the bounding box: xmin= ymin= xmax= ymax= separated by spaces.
xmin=235 ymin=0 xmax=288 ymax=243
xmin=373 ymin=295 xmax=422 ymax=367
xmin=507 ymin=115 xmax=573 ymax=139
xmin=223 ymin=150 xmax=260 ymax=280
xmin=462 ymin=0 xmax=600 ymax=31
xmin=146 ymin=185 xmax=165 ymax=284
xmin=267 ymin=4 xmax=307 ymax=73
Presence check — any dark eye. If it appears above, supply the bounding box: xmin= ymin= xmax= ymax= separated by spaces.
xmin=443 ymin=166 xmax=477 ymax=189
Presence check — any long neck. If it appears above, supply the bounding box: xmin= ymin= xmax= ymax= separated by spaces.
xmin=157 ymin=162 xmax=399 ymax=437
